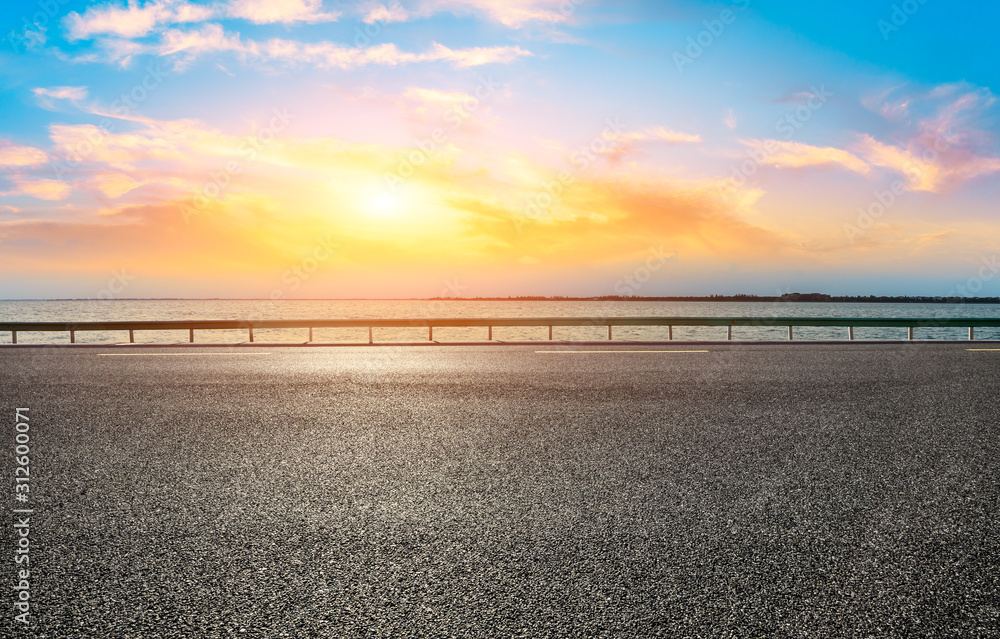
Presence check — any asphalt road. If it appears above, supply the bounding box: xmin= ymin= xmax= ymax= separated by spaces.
xmin=2 ymin=343 xmax=999 ymax=638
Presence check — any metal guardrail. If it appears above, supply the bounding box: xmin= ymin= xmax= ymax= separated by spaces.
xmin=1 ymin=317 xmax=999 ymax=344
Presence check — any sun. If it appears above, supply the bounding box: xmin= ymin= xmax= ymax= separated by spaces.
xmin=368 ymin=192 xmax=403 ymax=217
xmin=352 ymin=181 xmax=416 ymax=222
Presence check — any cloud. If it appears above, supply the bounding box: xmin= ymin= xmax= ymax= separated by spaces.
xmin=618 ymin=126 xmax=702 ymax=145
xmin=597 ymin=126 xmax=702 ymax=165
xmin=3 ymin=106 xmax=802 ymax=281
xmin=422 ymin=0 xmax=576 ymax=27
xmin=33 ymin=86 xmax=89 ymax=101
xmin=424 ymin=41 xmax=533 ymax=67
xmin=4 ymin=178 xmax=72 ymax=201
xmin=861 ymin=84 xmax=912 ymax=121
xmin=64 ymin=0 xmax=339 ymax=42
xmin=853 ymin=134 xmax=1000 ymax=192
xmin=103 ymin=24 xmax=533 ymax=70
xmin=404 ymin=87 xmax=475 ymax=106
xmin=740 ymin=139 xmax=871 ymax=175
xmin=402 ymin=87 xmax=479 ymax=119
xmin=226 ymin=0 xmax=340 ymax=24
xmin=88 ymin=172 xmax=147 ymax=198
xmin=853 ymin=84 xmax=1000 ymax=192
xmin=724 ymin=109 xmax=738 ymax=131
xmin=32 ymin=86 xmax=89 ymax=110
xmin=64 ymin=0 xmax=216 ymax=40
xmin=362 ymin=3 xmax=409 ymax=24
xmin=0 ymin=144 xmax=49 ymax=167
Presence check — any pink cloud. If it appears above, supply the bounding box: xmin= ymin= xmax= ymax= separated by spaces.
xmin=226 ymin=0 xmax=340 ymax=24
xmin=32 ymin=86 xmax=89 ymax=103
xmin=854 ymin=84 xmax=1000 ymax=192
xmin=422 ymin=0 xmax=577 ymax=27
xmin=64 ymin=0 xmax=216 ymax=40
xmin=136 ymin=24 xmax=533 ymax=69
xmin=363 ymin=3 xmax=410 ymax=24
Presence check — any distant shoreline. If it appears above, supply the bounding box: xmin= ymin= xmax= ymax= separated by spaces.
xmin=4 ymin=295 xmax=1000 ymax=304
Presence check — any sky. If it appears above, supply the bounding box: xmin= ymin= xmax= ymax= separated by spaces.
xmin=1 ymin=0 xmax=999 ymax=299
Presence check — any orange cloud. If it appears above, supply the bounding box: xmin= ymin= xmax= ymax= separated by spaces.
xmin=0 ymin=144 xmax=48 ymax=167
xmin=88 ymin=172 xmax=146 ymax=198
xmin=4 ymin=178 xmax=72 ymax=201
xmin=740 ymin=139 xmax=870 ymax=175
xmin=597 ymin=126 xmax=701 ymax=165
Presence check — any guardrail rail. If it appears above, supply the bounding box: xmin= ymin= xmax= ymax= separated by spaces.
xmin=1 ymin=317 xmax=999 ymax=344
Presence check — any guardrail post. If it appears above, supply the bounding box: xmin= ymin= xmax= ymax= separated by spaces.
xmin=70 ymin=330 xmax=75 ymax=344
xmin=608 ymin=325 xmax=613 ymax=340
xmin=11 ymin=331 xmax=16 ymax=345
xmin=429 ymin=326 xmax=433 ymax=341
xmin=249 ymin=327 xmax=254 ymax=343
xmin=788 ymin=326 xmax=793 ymax=341
xmin=970 ymin=327 xmax=974 ymax=341
xmin=369 ymin=327 xmax=373 ymax=344
xmin=549 ymin=326 xmax=553 ymax=340
xmin=727 ymin=325 xmax=732 ymax=341
xmin=848 ymin=327 xmax=854 ymax=341
xmin=189 ymin=329 xmax=194 ymax=343
xmin=308 ymin=327 xmax=313 ymax=343
xmin=668 ymin=325 xmax=673 ymax=340
xmin=129 ymin=329 xmax=134 ymax=343
xmin=488 ymin=326 xmax=492 ymax=340
xmin=908 ymin=326 xmax=914 ymax=340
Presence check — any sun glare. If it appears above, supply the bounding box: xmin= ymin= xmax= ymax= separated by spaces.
xmin=368 ymin=192 xmax=402 ymax=217
xmin=352 ymin=181 xmax=417 ymax=222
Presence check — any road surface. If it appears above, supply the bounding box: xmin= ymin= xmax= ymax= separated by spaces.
xmin=2 ymin=343 xmax=999 ymax=637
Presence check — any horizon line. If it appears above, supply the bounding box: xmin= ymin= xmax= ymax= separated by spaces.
xmin=3 ymin=295 xmax=1000 ymax=303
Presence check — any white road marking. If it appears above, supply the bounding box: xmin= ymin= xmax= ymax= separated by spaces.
xmin=535 ymin=350 xmax=709 ymax=354
xmin=98 ymin=353 xmax=271 ymax=356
